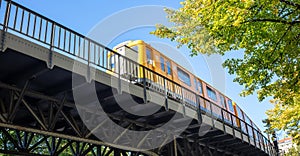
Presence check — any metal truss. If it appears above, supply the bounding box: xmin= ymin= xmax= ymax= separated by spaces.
xmin=0 ymin=78 xmax=242 ymax=156
xmin=0 ymin=81 xmax=155 ymax=156
xmin=0 ymin=66 xmax=274 ymax=155
xmin=0 ymin=125 xmax=144 ymax=156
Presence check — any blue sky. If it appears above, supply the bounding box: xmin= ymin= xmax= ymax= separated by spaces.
xmin=12 ymin=0 xmax=274 ymax=133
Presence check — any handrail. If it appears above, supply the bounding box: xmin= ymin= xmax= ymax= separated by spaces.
xmin=0 ymin=0 xmax=276 ymax=155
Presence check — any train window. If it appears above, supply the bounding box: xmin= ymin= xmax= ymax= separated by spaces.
xmin=197 ymin=80 xmax=203 ymax=94
xmin=228 ymin=99 xmax=234 ymax=112
xmin=237 ymin=107 xmax=244 ymax=120
xmin=220 ymin=95 xmax=226 ymax=108
xmin=245 ymin=115 xmax=251 ymax=125
xmin=177 ymin=67 xmax=191 ymax=86
xmin=166 ymin=61 xmax=171 ymax=75
xmin=160 ymin=57 xmax=165 ymax=71
xmin=206 ymin=87 xmax=217 ymax=101
xmin=146 ymin=48 xmax=152 ymax=62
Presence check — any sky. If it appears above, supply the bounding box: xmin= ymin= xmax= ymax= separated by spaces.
xmin=10 ymin=0 xmax=274 ymax=134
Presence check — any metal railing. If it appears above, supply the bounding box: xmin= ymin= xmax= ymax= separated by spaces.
xmin=0 ymin=0 xmax=276 ymax=155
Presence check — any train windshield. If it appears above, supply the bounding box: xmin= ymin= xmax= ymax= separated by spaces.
xmin=131 ymin=45 xmax=138 ymax=52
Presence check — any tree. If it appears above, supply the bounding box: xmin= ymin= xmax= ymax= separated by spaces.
xmin=283 ymin=144 xmax=300 ymax=156
xmin=266 ymin=99 xmax=300 ymax=145
xmin=151 ymin=0 xmax=300 ymax=142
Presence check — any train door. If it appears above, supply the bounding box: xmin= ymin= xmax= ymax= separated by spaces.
xmin=175 ymin=66 xmax=190 ymax=99
xmin=197 ymin=79 xmax=203 ymax=95
xmin=200 ymin=83 xmax=209 ymax=110
xmin=165 ymin=60 xmax=175 ymax=96
xmin=220 ymin=94 xmax=230 ymax=122
xmin=204 ymin=85 xmax=222 ymax=118
xmin=244 ymin=114 xmax=254 ymax=140
xmin=234 ymin=105 xmax=247 ymax=133
xmin=195 ymin=79 xmax=206 ymax=110
xmin=227 ymin=99 xmax=237 ymax=127
xmin=253 ymin=124 xmax=262 ymax=147
xmin=159 ymin=56 xmax=174 ymax=96
xmin=194 ymin=78 xmax=203 ymax=107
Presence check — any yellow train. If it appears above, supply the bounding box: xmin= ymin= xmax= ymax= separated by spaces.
xmin=107 ymin=40 xmax=262 ymax=143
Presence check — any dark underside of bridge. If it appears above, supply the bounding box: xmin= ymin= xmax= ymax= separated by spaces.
xmin=0 ymin=47 xmax=270 ymax=156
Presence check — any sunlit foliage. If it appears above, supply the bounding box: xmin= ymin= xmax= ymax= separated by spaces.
xmin=152 ymin=0 xmax=300 ymax=142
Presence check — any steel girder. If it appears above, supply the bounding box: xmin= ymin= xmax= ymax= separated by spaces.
xmin=0 ymin=81 xmax=155 ymax=156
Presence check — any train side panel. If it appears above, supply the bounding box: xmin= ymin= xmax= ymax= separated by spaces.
xmin=112 ymin=40 xmax=256 ymax=135
xmin=233 ymin=103 xmax=248 ymax=132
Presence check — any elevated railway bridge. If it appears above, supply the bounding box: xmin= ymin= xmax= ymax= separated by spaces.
xmin=0 ymin=0 xmax=277 ymax=155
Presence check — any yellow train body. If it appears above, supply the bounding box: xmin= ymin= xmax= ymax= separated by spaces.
xmin=107 ymin=40 xmax=256 ymax=135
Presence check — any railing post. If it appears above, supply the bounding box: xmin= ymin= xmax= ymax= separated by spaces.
xmin=48 ymin=23 xmax=55 ymax=69
xmin=221 ymin=109 xmax=225 ymax=133
xmin=258 ymin=133 xmax=262 ymax=150
xmin=265 ymin=138 xmax=269 ymax=154
xmin=253 ymin=129 xmax=257 ymax=148
xmin=267 ymin=140 xmax=271 ymax=155
xmin=163 ymin=78 xmax=168 ymax=111
xmin=142 ymin=66 xmax=147 ymax=104
xmin=196 ymin=95 xmax=202 ymax=124
xmin=1 ymin=0 xmax=11 ymax=52
xmin=117 ymin=55 xmax=121 ymax=94
xmin=181 ymin=87 xmax=186 ymax=116
xmin=3 ymin=0 xmax=11 ymax=32
xmin=246 ymin=123 xmax=251 ymax=145
xmin=262 ymin=136 xmax=266 ymax=153
xmin=240 ymin=120 xmax=244 ymax=142
xmin=209 ymin=102 xmax=214 ymax=128
xmin=230 ymin=114 xmax=235 ymax=138
xmin=87 ymin=40 xmax=91 ymax=83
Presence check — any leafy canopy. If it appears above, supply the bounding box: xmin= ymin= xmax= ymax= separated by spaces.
xmin=265 ymin=99 xmax=300 ymax=145
xmin=151 ymin=0 xmax=300 ymax=141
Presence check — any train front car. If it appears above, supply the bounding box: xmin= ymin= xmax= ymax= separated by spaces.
xmin=106 ymin=41 xmax=141 ymax=82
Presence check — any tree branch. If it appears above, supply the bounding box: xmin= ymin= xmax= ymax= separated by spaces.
xmin=269 ymin=25 xmax=292 ymax=65
xmin=245 ymin=19 xmax=300 ymax=25
xmin=280 ymin=0 xmax=300 ymax=10
xmin=280 ymin=10 xmax=295 ymax=19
